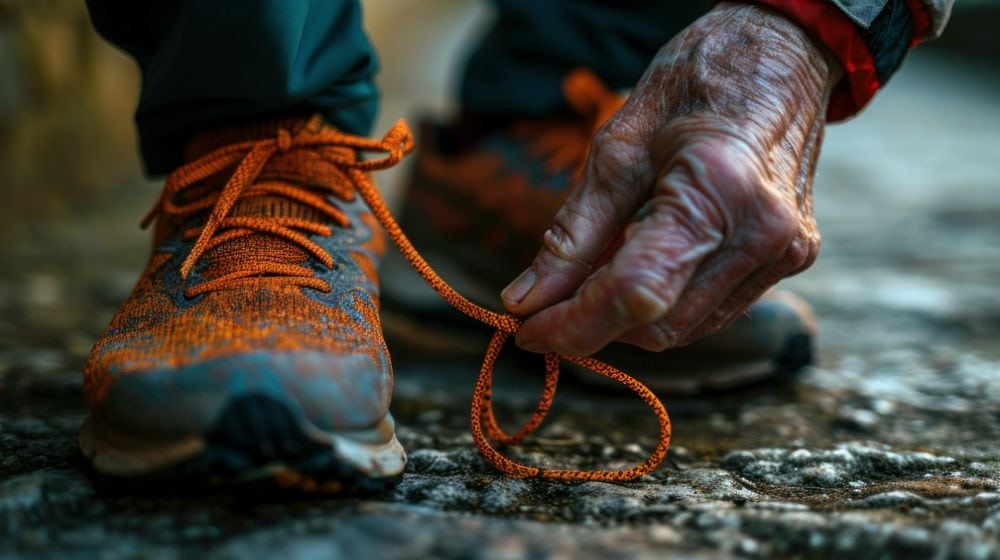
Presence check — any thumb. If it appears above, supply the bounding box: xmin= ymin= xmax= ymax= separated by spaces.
xmin=501 ymin=138 xmax=651 ymax=316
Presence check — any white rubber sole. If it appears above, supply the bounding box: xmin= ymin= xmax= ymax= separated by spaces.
xmin=79 ymin=411 xmax=407 ymax=487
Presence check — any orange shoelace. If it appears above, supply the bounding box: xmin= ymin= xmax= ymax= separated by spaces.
xmin=145 ymin=115 xmax=671 ymax=482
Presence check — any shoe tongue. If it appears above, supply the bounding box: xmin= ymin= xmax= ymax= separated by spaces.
xmin=228 ymin=193 xmax=323 ymax=222
xmin=200 ymin=192 xmax=322 ymax=281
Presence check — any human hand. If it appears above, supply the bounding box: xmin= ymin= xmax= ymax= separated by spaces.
xmin=501 ymin=2 xmax=842 ymax=356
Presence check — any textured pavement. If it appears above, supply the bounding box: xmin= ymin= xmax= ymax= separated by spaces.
xmin=3 ymin=12 xmax=1000 ymax=560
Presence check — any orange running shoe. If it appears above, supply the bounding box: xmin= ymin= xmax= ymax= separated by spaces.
xmin=382 ymin=70 xmax=816 ymax=394
xmin=80 ymin=116 xmax=407 ymax=491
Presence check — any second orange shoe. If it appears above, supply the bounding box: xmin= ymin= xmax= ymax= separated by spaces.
xmin=382 ymin=70 xmax=816 ymax=394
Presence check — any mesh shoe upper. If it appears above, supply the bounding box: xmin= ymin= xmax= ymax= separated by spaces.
xmin=84 ymin=116 xmax=393 ymax=435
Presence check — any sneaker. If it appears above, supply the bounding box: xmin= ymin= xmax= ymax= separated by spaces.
xmin=382 ymin=70 xmax=816 ymax=394
xmin=80 ymin=116 xmax=407 ymax=492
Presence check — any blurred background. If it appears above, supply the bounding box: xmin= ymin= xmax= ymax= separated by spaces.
xmin=0 ymin=0 xmax=997 ymax=360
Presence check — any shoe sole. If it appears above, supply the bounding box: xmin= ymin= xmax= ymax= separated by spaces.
xmin=79 ymin=393 xmax=406 ymax=494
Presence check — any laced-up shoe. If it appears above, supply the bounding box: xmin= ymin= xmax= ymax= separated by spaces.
xmin=80 ymin=116 xmax=408 ymax=491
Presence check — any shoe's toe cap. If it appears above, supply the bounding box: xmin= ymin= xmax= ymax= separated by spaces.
xmin=97 ymin=351 xmax=391 ymax=440
xmin=712 ymin=289 xmax=816 ymax=354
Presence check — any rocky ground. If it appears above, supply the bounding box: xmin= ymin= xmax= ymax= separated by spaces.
xmin=2 ymin=15 xmax=1000 ymax=560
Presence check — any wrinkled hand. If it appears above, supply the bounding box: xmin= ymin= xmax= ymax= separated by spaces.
xmin=501 ymin=2 xmax=842 ymax=356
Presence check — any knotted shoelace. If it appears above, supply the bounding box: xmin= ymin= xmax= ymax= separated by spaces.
xmin=144 ymin=116 xmax=672 ymax=482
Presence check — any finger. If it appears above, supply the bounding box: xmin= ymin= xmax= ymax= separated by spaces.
xmin=677 ymin=266 xmax=785 ymax=347
xmin=614 ymin=244 xmax=773 ymax=351
xmin=676 ymin=230 xmax=817 ymax=346
xmin=615 ymin=188 xmax=809 ymax=351
xmin=514 ymin=179 xmax=725 ymax=355
xmin=501 ymin=126 xmax=653 ymax=316
xmin=676 ymin=229 xmax=818 ymax=345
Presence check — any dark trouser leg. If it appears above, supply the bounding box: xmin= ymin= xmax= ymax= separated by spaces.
xmin=460 ymin=0 xmax=710 ymax=117
xmin=85 ymin=0 xmax=379 ymax=175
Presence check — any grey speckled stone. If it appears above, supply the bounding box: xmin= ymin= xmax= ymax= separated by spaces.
xmin=722 ymin=443 xmax=959 ymax=487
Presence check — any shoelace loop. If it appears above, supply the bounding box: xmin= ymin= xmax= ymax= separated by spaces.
xmin=147 ymin=117 xmax=671 ymax=482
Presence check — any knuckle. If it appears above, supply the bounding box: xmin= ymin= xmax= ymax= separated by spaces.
xmin=607 ymin=270 xmax=672 ymax=325
xmin=590 ymin=127 xmax=615 ymax=155
xmin=589 ymin=128 xmax=649 ymax=190
xmin=540 ymin=216 xmax=586 ymax=267
xmin=788 ymin=229 xmax=821 ymax=272
xmin=770 ymin=201 xmax=802 ymax=243
xmin=785 ymin=235 xmax=811 ymax=271
xmin=805 ymin=228 xmax=822 ymax=261
xmin=589 ymin=134 xmax=621 ymax=177
xmin=751 ymin=198 xmax=800 ymax=256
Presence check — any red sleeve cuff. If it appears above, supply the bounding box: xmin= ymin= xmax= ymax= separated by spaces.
xmin=904 ymin=0 xmax=933 ymax=48
xmin=746 ymin=0 xmax=933 ymax=121
xmin=749 ymin=0 xmax=880 ymax=122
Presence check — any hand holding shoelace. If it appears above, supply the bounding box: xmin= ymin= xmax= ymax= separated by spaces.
xmin=502 ymin=2 xmax=843 ymax=355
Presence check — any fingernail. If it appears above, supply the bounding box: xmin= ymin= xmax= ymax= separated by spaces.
xmin=502 ymin=268 xmax=536 ymax=305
